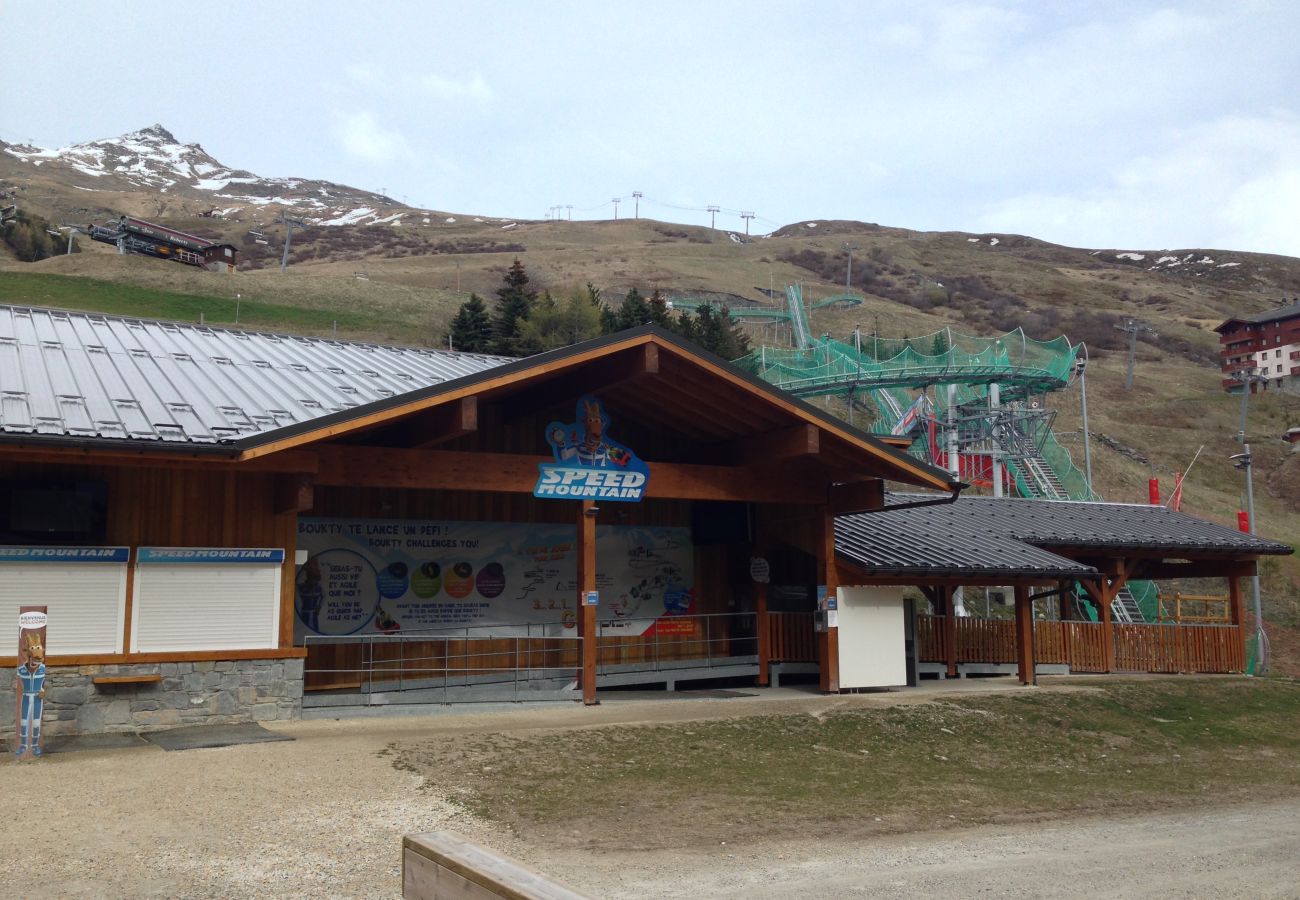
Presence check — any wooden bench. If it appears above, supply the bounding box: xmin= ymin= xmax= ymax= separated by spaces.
xmin=92 ymin=674 xmax=162 ymax=686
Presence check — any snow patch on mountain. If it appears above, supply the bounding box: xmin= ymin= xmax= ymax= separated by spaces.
xmin=1 ymin=124 xmax=412 ymax=228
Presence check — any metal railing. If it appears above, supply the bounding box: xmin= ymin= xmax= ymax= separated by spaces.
xmin=595 ymin=612 xmax=758 ymax=673
xmin=303 ymin=624 xmax=582 ymax=705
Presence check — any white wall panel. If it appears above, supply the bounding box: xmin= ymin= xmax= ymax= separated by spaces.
xmin=0 ymin=564 xmax=126 ymax=654
xmin=132 ymin=564 xmax=280 ymax=652
xmin=836 ymin=585 xmax=907 ymax=689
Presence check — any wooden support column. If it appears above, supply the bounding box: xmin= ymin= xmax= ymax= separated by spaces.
xmin=754 ymin=564 xmax=770 ymax=687
xmin=1098 ymin=573 xmax=1115 ymax=673
xmin=577 ymin=500 xmax=598 ymax=706
xmin=1057 ymin=580 xmax=1071 ymax=622
xmin=940 ymin=586 xmax=958 ymax=679
xmin=816 ymin=505 xmax=840 ymax=693
xmin=1228 ymin=574 xmax=1245 ymax=672
xmin=1014 ymin=584 xmax=1035 ymax=685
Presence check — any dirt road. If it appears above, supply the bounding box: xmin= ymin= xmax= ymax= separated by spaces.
xmin=2 ymin=686 xmax=1295 ymax=898
xmin=546 ymin=801 xmax=1300 ymax=899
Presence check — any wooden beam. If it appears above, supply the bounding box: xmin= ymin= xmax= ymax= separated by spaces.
xmin=496 ymin=345 xmax=659 ymax=421
xmin=754 ymin=549 xmax=770 ymax=688
xmin=577 ymin=500 xmax=598 ymax=705
xmin=941 ymin=586 xmax=958 ymax=678
xmin=407 ymin=396 xmax=478 ymax=448
xmin=818 ymin=504 xmax=840 ymax=693
xmin=274 ymin=472 xmax=315 ymax=514
xmin=730 ymin=423 xmax=819 ymax=466
xmin=1014 ymin=584 xmax=1035 ymax=685
xmin=827 ymin=479 xmax=885 ymax=516
xmin=310 ymin=446 xmax=827 ymax=503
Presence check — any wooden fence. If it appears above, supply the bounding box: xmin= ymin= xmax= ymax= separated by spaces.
xmin=768 ymin=611 xmax=817 ymax=662
xmin=916 ymin=615 xmax=1242 ymax=675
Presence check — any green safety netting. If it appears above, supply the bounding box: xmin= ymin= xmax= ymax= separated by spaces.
xmin=737 ymin=325 xmax=1082 ymax=397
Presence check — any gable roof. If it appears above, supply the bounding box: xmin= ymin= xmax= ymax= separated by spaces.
xmin=836 ymin=494 xmax=1291 ymax=579
xmin=0 ymin=305 xmax=960 ymax=491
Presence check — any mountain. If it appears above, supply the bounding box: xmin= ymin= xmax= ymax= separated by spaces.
xmin=0 ymin=124 xmax=472 ymax=228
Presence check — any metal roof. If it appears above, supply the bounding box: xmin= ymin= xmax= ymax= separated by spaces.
xmin=1215 ymin=300 xmax=1300 ymax=331
xmin=836 ymin=498 xmax=1098 ymax=579
xmin=0 ymin=305 xmax=509 ymax=445
xmin=836 ymin=495 xmax=1291 ymax=578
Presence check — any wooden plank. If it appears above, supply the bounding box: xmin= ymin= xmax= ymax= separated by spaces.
xmin=495 ymin=344 xmax=660 ymax=422
xmin=409 ymin=396 xmax=478 ymax=448
xmin=93 ymin=674 xmax=161 ymax=685
xmin=1 ymin=647 xmax=308 ymax=667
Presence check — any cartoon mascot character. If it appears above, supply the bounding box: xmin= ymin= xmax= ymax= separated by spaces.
xmin=15 ymin=630 xmax=47 ymax=759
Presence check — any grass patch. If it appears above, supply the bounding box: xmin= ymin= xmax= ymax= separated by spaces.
xmin=393 ymin=679 xmax=1300 ymax=849
xmin=0 ymin=271 xmax=376 ymax=334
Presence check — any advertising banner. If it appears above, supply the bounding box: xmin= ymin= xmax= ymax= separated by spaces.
xmin=295 ymin=518 xmax=692 ymax=639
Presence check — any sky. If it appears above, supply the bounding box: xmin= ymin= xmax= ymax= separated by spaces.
xmin=3 ymin=1 xmax=1298 ymax=256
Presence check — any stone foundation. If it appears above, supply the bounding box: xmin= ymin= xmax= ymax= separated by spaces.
xmin=2 ymin=658 xmax=303 ymax=740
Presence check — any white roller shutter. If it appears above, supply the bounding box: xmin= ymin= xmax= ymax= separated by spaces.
xmin=0 ymin=562 xmax=127 ymax=654
xmin=132 ymin=560 xmax=281 ymax=652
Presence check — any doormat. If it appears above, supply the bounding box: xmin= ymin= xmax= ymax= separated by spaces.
xmin=43 ymin=732 xmax=152 ymax=754
xmin=142 ymin=723 xmax=295 ymax=752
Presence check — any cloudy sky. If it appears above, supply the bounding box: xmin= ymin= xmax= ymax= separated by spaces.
xmin=4 ymin=1 xmax=1298 ymax=255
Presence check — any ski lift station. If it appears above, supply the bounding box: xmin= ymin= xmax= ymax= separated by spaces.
xmin=0 ymin=302 xmax=1291 ymax=742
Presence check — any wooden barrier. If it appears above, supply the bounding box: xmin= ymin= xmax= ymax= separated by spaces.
xmin=767 ymin=612 xmax=816 ymax=662
xmin=404 ymin=831 xmax=590 ymax=899
xmin=1114 ymin=623 xmax=1242 ymax=674
xmin=915 ymin=616 xmax=1240 ymax=675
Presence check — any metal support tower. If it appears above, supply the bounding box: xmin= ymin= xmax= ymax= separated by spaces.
xmin=278 ymin=215 xmax=308 ymax=273
xmin=707 ymin=205 xmax=720 ymax=229
xmin=842 ymin=242 xmax=862 ymax=289
xmin=1115 ymin=317 xmax=1157 ymax=390
xmin=631 ymin=191 xmax=642 ymax=219
xmin=741 ymin=211 xmax=754 ymax=235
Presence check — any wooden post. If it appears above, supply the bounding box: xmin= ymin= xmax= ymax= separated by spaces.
xmin=755 ymin=567 xmax=770 ymax=687
xmin=577 ymin=500 xmax=598 ymax=705
xmin=1227 ymin=574 xmax=1245 ymax=672
xmin=1014 ymin=584 xmax=1035 ymax=685
xmin=1099 ymin=564 xmax=1118 ymax=673
xmin=940 ymin=586 xmax=958 ymax=679
xmin=1057 ymin=579 xmax=1071 ymax=622
xmin=816 ymin=505 xmax=840 ymax=693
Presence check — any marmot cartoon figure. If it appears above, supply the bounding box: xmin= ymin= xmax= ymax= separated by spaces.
xmin=15 ymin=631 xmax=47 ymax=759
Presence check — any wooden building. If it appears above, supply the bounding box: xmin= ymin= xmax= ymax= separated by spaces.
xmin=0 ymin=305 xmax=959 ymax=737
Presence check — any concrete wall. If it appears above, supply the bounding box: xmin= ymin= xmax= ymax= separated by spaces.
xmin=2 ymin=658 xmax=302 ymax=740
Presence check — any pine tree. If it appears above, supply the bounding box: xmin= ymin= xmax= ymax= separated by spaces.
xmin=930 ymin=330 xmax=950 ymax=357
xmin=491 ymin=258 xmax=538 ymax=356
xmin=448 ymin=293 xmax=493 ymax=353
xmin=616 ymin=287 xmax=651 ymax=330
xmin=647 ymin=288 xmax=672 ymax=327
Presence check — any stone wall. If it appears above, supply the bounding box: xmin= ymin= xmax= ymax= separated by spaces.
xmin=2 ymin=658 xmax=303 ymax=739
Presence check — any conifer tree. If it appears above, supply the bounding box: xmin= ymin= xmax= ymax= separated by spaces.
xmin=447 ymin=293 xmax=493 ymax=353
xmin=491 ymin=258 xmax=538 ymax=356
xmin=616 ymin=287 xmax=651 ymax=330
xmin=647 ymin=288 xmax=672 ymax=328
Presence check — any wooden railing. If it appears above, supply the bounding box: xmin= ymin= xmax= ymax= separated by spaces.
xmin=1113 ymin=623 xmax=1242 ymax=674
xmin=917 ymin=616 xmax=1241 ymax=675
xmin=768 ymin=611 xmax=817 ymax=662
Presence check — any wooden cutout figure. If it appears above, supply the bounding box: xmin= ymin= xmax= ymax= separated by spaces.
xmin=15 ymin=608 xmax=48 ymax=761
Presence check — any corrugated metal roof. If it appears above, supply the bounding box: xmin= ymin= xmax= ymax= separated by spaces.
xmin=836 ymin=494 xmax=1291 ymax=578
xmin=0 ymin=305 xmax=510 ymax=445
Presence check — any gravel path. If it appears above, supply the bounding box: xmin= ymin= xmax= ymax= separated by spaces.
xmin=2 ymin=684 xmax=1294 ymax=899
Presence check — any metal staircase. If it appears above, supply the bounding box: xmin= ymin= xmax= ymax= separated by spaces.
xmin=1020 ymin=455 xmax=1069 ymax=500
xmin=1110 ymin=586 xmax=1146 ymax=624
